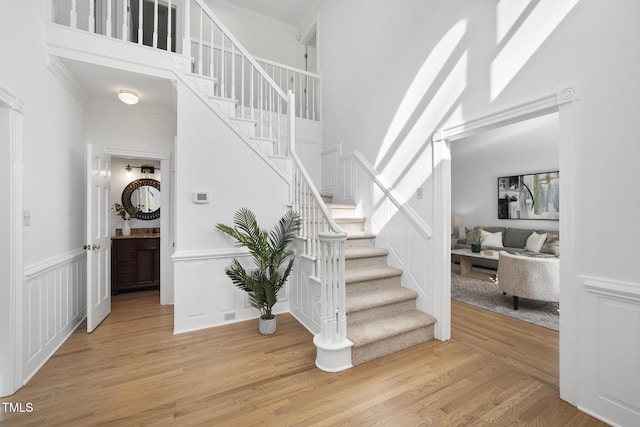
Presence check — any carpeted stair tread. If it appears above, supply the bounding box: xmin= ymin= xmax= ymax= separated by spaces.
xmin=346 ymin=231 xmax=377 ymax=240
xmin=346 ymin=287 xmax=418 ymax=313
xmin=345 ymin=266 xmax=403 ymax=284
xmin=345 ymin=246 xmax=389 ymax=260
xmin=347 ymin=310 xmax=436 ymax=347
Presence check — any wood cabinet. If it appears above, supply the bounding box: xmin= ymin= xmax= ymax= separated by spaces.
xmin=111 ymin=237 xmax=160 ymax=294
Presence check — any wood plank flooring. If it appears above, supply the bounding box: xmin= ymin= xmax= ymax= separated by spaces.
xmin=1 ymin=291 xmax=607 ymax=426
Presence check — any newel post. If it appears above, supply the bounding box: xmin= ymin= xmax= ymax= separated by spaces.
xmin=313 ymin=231 xmax=353 ymax=372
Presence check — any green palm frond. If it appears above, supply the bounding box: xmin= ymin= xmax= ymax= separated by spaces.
xmin=216 ymin=208 xmax=301 ymax=319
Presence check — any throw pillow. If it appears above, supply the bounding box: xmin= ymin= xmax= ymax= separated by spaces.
xmin=541 ymin=233 xmax=560 ymax=256
xmin=481 ymin=230 xmax=503 ymax=247
xmin=525 ymin=231 xmax=547 ymax=253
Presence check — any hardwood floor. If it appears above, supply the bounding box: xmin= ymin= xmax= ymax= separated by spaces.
xmin=1 ymin=291 xmax=606 ymax=426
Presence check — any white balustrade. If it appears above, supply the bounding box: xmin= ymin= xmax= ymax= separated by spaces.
xmin=291 ymin=142 xmax=350 ymax=367
xmin=50 ymin=0 xmax=320 ymax=124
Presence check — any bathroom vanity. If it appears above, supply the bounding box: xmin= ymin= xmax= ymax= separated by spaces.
xmin=111 ymin=229 xmax=160 ymax=294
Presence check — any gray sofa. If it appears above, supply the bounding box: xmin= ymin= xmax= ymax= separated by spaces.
xmin=452 ymin=226 xmax=560 ymax=269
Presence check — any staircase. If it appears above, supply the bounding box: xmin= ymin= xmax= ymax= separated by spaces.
xmin=326 ymin=195 xmax=437 ymax=365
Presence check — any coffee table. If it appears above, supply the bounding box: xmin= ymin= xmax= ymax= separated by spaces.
xmin=451 ymin=248 xmax=499 ymax=282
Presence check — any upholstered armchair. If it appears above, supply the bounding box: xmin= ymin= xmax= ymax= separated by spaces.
xmin=497 ymin=251 xmax=560 ymax=310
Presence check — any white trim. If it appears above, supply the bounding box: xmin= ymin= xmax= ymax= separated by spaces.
xmin=435 ymin=83 xmax=580 ymax=406
xmin=431 ymin=139 xmax=451 ymax=340
xmin=340 ymin=150 xmax=433 ymax=240
xmin=582 ymin=276 xmax=640 ymax=303
xmin=172 ymin=247 xmax=249 ymax=262
xmin=105 ymin=147 xmax=173 ymax=305
xmin=0 ymin=85 xmax=23 ymax=397
xmin=433 ymin=86 xmax=579 ymax=143
xmin=46 ymin=55 xmax=90 ymax=105
xmin=24 ymin=248 xmax=85 ymax=279
xmin=105 ymin=147 xmax=171 ymax=160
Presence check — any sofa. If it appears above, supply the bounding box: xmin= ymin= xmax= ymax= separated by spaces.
xmin=452 ymin=226 xmax=560 ymax=269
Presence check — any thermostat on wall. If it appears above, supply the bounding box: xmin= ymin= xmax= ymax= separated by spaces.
xmin=193 ymin=192 xmax=210 ymax=204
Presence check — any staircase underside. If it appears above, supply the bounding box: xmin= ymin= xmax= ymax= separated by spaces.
xmin=327 ymin=199 xmax=437 ymax=366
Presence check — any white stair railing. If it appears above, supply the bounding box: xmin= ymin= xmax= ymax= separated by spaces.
xmin=290 ymin=125 xmax=351 ymax=370
xmin=188 ymin=0 xmax=289 ymax=154
xmin=256 ymin=57 xmax=321 ymax=122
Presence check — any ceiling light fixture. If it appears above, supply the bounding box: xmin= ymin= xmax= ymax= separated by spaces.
xmin=118 ymin=89 xmax=139 ymax=105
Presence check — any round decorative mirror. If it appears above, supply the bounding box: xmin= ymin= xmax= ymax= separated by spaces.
xmin=121 ymin=178 xmax=161 ymax=220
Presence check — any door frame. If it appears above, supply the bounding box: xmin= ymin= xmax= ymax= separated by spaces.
xmin=433 ymin=83 xmax=580 ymax=404
xmin=105 ymin=147 xmax=173 ymax=305
xmin=0 ymin=85 xmax=23 ymax=397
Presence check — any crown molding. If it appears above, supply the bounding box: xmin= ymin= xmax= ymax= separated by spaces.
xmin=46 ymin=56 xmax=90 ymax=105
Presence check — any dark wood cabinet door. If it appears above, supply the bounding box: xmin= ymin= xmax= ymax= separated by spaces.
xmin=111 ymin=237 xmax=160 ymax=294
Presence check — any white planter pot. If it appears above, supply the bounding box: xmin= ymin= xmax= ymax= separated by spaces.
xmin=258 ymin=316 xmax=276 ymax=335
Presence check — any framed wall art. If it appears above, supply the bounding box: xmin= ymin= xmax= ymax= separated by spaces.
xmin=497 ymin=171 xmax=559 ymax=220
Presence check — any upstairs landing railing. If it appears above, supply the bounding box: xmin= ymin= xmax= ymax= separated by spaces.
xmin=49 ymin=0 xmax=320 ymax=127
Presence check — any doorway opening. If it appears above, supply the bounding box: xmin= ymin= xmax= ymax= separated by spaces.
xmin=450 ymin=112 xmax=560 ymax=330
xmin=110 ymin=156 xmax=162 ymax=300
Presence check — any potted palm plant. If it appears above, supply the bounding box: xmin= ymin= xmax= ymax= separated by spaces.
xmin=216 ymin=207 xmax=300 ymax=335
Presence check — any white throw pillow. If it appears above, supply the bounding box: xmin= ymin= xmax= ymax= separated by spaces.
xmin=481 ymin=230 xmax=503 ymax=247
xmin=525 ymin=231 xmax=548 ymax=253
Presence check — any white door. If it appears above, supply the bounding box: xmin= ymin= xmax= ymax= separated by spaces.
xmin=86 ymin=144 xmax=112 ymax=332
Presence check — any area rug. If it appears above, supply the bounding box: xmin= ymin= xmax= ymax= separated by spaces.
xmin=451 ymin=263 xmax=559 ymax=331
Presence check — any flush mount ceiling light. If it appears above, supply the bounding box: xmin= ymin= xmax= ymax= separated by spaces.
xmin=118 ymin=89 xmax=139 ymax=105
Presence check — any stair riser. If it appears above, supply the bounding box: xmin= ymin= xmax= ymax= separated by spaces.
xmin=345 ymin=255 xmax=389 ymax=270
xmin=229 ymin=118 xmax=256 ymax=138
xmin=346 ymin=275 xmax=402 ymax=293
xmin=337 ymin=221 xmax=365 ymax=234
xmin=347 ymin=300 xmax=416 ymax=327
xmin=346 ymin=237 xmax=376 ymax=248
xmin=330 ymin=208 xmax=358 ymax=219
xmin=351 ymin=325 xmax=435 ymax=366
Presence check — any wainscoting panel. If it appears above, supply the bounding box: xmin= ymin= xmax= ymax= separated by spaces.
xmin=321 ymin=146 xmax=339 ymax=193
xmin=290 ymin=254 xmax=321 ymax=335
xmin=23 ymin=250 xmax=86 ymax=383
xmin=581 ymin=276 xmax=640 ymax=426
xmin=173 ymin=249 xmax=291 ymax=334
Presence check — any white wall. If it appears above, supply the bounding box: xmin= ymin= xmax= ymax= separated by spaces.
xmin=451 ymin=112 xmax=559 ymax=233
xmin=311 ymin=1 xmax=640 ymax=424
xmin=0 ymin=0 xmax=87 ymax=396
xmin=173 ymin=81 xmax=291 ymax=333
xmin=204 ymin=0 xmax=301 ymax=67
xmin=84 ymin=106 xmax=176 ymax=154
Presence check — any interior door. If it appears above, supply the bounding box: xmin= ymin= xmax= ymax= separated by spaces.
xmin=86 ymin=144 xmax=112 ymax=332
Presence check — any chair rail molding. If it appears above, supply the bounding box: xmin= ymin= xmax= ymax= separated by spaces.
xmin=434 ymin=83 xmax=581 ymax=406
xmin=0 ymin=85 xmax=24 ymax=397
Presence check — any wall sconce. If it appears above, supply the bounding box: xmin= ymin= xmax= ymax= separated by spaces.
xmin=118 ymin=89 xmax=139 ymax=105
xmin=125 ymin=164 xmax=158 ymax=177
